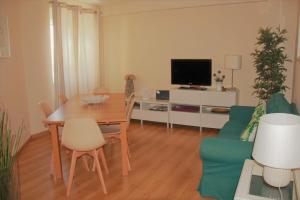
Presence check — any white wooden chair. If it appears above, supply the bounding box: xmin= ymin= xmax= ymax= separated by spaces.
xmin=38 ymin=102 xmax=99 ymax=176
xmin=62 ymin=118 xmax=108 ymax=196
xmin=97 ymin=93 xmax=135 ymax=170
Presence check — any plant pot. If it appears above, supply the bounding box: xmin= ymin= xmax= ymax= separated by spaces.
xmin=216 ymin=81 xmax=223 ymax=91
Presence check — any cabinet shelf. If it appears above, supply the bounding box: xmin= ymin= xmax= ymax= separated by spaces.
xmin=131 ymin=89 xmax=237 ymax=130
xmin=202 ymin=106 xmax=230 ymax=115
xmin=171 ymin=104 xmax=200 ymax=113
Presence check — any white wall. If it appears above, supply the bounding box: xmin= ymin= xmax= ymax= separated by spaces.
xmin=293 ymin=60 xmax=300 ymax=109
xmin=0 ymin=0 xmax=54 ymax=136
xmin=0 ymin=0 xmax=31 ymax=142
xmin=101 ymin=0 xmax=299 ymax=106
xmin=20 ymin=0 xmax=54 ymax=134
xmin=291 ymin=0 xmax=300 ymax=110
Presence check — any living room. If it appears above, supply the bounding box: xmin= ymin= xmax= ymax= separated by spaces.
xmin=1 ymin=0 xmax=300 ymax=199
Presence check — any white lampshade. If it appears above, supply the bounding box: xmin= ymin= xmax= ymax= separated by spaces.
xmin=252 ymin=113 xmax=300 ymax=169
xmin=224 ymin=55 xmax=242 ymax=70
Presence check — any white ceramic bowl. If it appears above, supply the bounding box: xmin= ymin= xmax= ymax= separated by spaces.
xmin=81 ymin=95 xmax=109 ymax=104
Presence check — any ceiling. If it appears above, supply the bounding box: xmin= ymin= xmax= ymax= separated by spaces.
xmin=76 ymin=0 xmax=132 ymax=5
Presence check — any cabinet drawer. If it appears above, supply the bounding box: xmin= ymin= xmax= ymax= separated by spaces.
xmin=201 ymin=91 xmax=237 ymax=107
xmin=201 ymin=113 xmax=229 ymax=129
xmin=142 ymin=110 xmax=168 ymax=123
xmin=170 ymin=111 xmax=200 ymax=126
xmin=170 ymin=89 xmax=200 ymax=105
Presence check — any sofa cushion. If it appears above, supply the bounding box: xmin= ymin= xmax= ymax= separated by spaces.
xmin=291 ymin=103 xmax=299 ymax=115
xmin=229 ymin=106 xmax=255 ymax=125
xmin=219 ymin=120 xmax=247 ymax=140
xmin=267 ymin=93 xmax=291 ymax=114
xmin=240 ymin=102 xmax=265 ymax=142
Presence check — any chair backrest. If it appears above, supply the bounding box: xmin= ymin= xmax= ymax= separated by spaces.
xmin=60 ymin=94 xmax=68 ymax=105
xmin=125 ymin=93 xmax=135 ymax=130
xmin=62 ymin=118 xmax=105 ymax=151
xmin=94 ymin=87 xmax=109 ymax=95
xmin=39 ymin=101 xmax=53 ymax=118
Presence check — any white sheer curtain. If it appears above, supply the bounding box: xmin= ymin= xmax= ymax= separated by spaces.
xmin=61 ymin=7 xmax=77 ymax=98
xmin=78 ymin=12 xmax=100 ymax=94
xmin=51 ymin=1 xmax=100 ymax=106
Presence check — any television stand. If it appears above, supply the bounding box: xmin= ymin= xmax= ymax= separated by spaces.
xmin=179 ymin=86 xmax=207 ymax=90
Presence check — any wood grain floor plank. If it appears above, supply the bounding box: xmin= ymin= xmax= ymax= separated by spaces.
xmin=18 ymin=122 xmax=216 ymax=200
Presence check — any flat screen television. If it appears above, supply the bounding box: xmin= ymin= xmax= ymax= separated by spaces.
xmin=171 ymin=59 xmax=212 ymax=86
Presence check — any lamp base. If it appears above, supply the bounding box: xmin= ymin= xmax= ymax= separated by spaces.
xmin=263 ymin=166 xmax=292 ymax=187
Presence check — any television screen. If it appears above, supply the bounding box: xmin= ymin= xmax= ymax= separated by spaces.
xmin=171 ymin=59 xmax=212 ymax=86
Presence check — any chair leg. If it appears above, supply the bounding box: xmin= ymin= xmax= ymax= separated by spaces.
xmin=50 ymin=152 xmax=54 ymax=176
xmin=92 ymin=150 xmax=107 ymax=194
xmin=128 ymin=148 xmax=131 ymax=158
xmin=82 ymin=156 xmax=90 ymax=171
xmin=92 ymin=160 xmax=96 ymax=172
xmin=127 ymin=135 xmax=131 ymax=158
xmin=91 ymin=148 xmax=109 ymax=173
xmin=66 ymin=151 xmax=78 ymax=196
xmin=99 ymin=148 xmax=109 ymax=174
xmin=127 ymin=151 xmax=131 ymax=171
xmin=126 ymin=140 xmax=131 ymax=171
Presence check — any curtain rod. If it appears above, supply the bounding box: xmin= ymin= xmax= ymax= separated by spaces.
xmin=49 ymin=0 xmax=101 ymax=14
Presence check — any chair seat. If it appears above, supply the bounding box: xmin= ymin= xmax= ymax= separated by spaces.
xmin=62 ymin=118 xmax=106 ymax=151
xmin=100 ymin=124 xmax=120 ymax=134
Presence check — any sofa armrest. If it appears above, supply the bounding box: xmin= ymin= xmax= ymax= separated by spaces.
xmin=229 ymin=106 xmax=255 ymax=125
xmin=200 ymin=137 xmax=253 ymax=163
xmin=199 ymin=137 xmax=253 ymax=200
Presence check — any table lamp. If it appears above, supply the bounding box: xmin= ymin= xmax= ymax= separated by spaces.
xmin=224 ymin=55 xmax=242 ymax=89
xmin=252 ymin=113 xmax=300 ymax=188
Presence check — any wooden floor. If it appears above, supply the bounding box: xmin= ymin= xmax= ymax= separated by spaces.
xmin=18 ymin=122 xmax=217 ymax=200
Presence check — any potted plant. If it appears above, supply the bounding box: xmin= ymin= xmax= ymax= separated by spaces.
xmin=0 ymin=110 xmax=22 ymax=200
xmin=252 ymin=27 xmax=289 ymax=101
xmin=213 ymin=70 xmax=225 ymax=91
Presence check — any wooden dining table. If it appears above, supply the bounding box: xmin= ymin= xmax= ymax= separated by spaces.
xmin=45 ymin=93 xmax=129 ymax=180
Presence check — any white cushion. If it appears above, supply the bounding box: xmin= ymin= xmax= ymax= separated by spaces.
xmin=62 ymin=118 xmax=105 ymax=151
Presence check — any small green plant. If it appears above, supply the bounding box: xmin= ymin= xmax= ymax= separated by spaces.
xmin=213 ymin=70 xmax=225 ymax=82
xmin=252 ymin=27 xmax=290 ymax=101
xmin=0 ymin=110 xmax=23 ymax=200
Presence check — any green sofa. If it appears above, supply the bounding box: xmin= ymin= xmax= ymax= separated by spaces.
xmin=198 ymin=93 xmax=299 ymax=200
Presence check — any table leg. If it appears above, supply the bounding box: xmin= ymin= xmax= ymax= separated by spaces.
xmin=120 ymin=122 xmax=129 ymax=176
xmin=49 ymin=124 xmax=63 ymax=180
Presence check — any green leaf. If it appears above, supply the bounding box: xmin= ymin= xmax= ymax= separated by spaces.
xmin=252 ymin=26 xmax=289 ymax=101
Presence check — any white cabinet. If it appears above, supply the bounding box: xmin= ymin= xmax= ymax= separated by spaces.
xmin=170 ymin=89 xmax=201 ymax=105
xmin=169 ymin=89 xmax=237 ymax=129
xmin=132 ymin=89 xmax=238 ymax=129
xmin=201 ymin=113 xmax=229 ymax=129
xmin=132 ymin=98 xmax=169 ymax=127
xmin=169 ymin=111 xmax=200 ymax=127
xmin=200 ymin=90 xmax=237 ymax=107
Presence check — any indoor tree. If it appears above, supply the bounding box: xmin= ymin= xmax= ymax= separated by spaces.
xmin=252 ymin=27 xmax=290 ymax=101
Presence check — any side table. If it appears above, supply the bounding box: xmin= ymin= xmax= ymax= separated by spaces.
xmin=234 ymin=159 xmax=300 ymax=200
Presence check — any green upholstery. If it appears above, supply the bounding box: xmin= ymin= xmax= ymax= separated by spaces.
xmin=218 ymin=121 xmax=246 ymax=140
xmin=267 ymin=93 xmax=291 ymax=113
xmin=198 ymin=106 xmax=254 ymax=200
xmin=198 ymin=94 xmax=298 ymax=200
xmin=199 ymin=138 xmax=253 ymax=200
xmin=228 ymin=106 xmax=254 ymax=125
xmin=291 ymin=103 xmax=299 ymax=115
